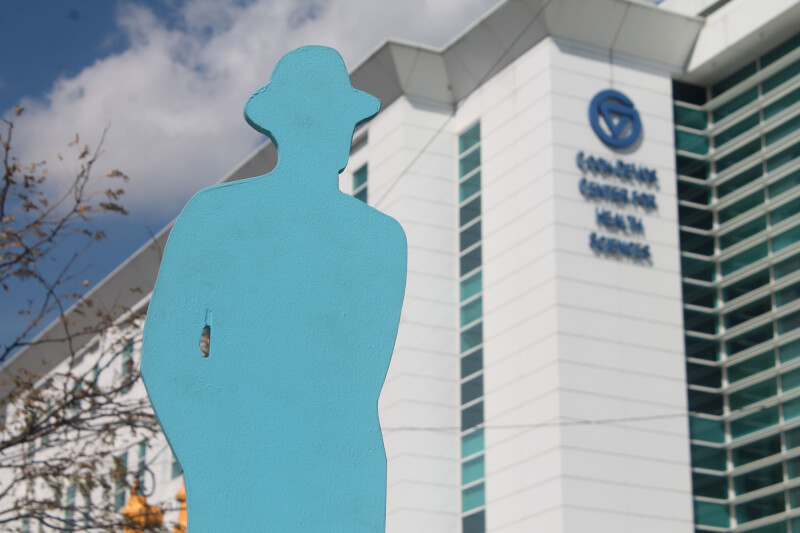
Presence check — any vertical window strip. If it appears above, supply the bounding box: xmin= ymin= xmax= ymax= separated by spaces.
xmin=458 ymin=122 xmax=486 ymax=531
xmin=114 ymin=452 xmax=128 ymax=511
xmin=678 ymin=34 xmax=800 ymax=533
xmin=353 ymin=164 xmax=368 ymax=203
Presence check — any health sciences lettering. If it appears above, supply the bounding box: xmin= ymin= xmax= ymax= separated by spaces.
xmin=590 ymin=232 xmax=651 ymax=260
xmin=576 ymin=151 xmax=657 ymax=184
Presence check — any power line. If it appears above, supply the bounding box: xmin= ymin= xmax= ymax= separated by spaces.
xmin=381 ymin=412 xmax=688 ymax=432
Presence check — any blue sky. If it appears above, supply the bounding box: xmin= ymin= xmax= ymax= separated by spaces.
xmin=1 ymin=0 xmax=503 ymax=353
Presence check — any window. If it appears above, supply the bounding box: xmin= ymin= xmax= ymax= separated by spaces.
xmin=458 ymin=122 xmax=486 ymax=532
xmin=114 ymin=452 xmax=128 ymax=511
xmin=352 ymin=164 xmax=367 ymax=203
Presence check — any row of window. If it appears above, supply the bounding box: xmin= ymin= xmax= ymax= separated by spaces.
xmin=679 ymin=33 xmax=800 ymax=533
xmin=458 ymin=122 xmax=486 ymax=533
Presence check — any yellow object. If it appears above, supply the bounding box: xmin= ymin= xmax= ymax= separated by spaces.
xmin=174 ymin=483 xmax=187 ymax=533
xmin=122 ymin=482 xmax=164 ymax=533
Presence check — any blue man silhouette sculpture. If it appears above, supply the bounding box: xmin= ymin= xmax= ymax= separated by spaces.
xmin=141 ymin=46 xmax=407 ymax=532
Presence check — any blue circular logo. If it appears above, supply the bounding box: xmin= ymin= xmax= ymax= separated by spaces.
xmin=588 ymin=89 xmax=642 ymax=149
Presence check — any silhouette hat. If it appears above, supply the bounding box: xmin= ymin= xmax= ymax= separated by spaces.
xmin=244 ymin=46 xmax=380 ymax=140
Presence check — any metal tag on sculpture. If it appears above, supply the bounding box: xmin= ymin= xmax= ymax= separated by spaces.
xmin=141 ymin=46 xmax=407 ymax=532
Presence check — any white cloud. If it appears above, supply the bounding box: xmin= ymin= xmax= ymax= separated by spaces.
xmin=10 ymin=0 xmax=501 ymax=218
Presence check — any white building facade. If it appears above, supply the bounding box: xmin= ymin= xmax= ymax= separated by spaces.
xmin=4 ymin=0 xmax=800 ymax=532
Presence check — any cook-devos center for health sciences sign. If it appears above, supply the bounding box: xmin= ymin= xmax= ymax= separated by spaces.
xmin=580 ymin=89 xmax=658 ymax=261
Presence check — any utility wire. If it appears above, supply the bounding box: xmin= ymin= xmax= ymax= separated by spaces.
xmin=381 ymin=411 xmax=689 ymax=432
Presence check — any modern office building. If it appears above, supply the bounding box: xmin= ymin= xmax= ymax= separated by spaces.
xmin=3 ymin=0 xmax=800 ymax=531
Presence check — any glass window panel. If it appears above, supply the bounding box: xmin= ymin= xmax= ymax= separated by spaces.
xmin=728 ymin=323 xmax=774 ymax=355
xmin=462 ymin=456 xmax=485 ymax=485
xmin=461 ymin=428 xmax=484 ymax=458
xmin=461 ymin=322 xmax=483 ymax=353
xmin=679 ymin=180 xmax=711 ymax=204
xmin=725 ymin=296 xmax=772 ymax=329
xmin=736 ymin=491 xmax=785 ymax=524
xmin=693 ymin=472 xmax=728 ymax=499
xmin=460 ymin=171 xmax=481 ymax=202
xmin=686 ymin=335 xmax=720 ymax=361
xmin=776 ymin=251 xmax=800 ymax=279
xmin=729 ymin=377 xmax=778 ymax=411
xmin=788 ymin=426 xmax=800 ymax=449
xmin=675 ymin=105 xmax=707 ymax=129
xmin=769 ymin=168 xmax=800 ymax=199
xmin=722 ymin=269 xmax=769 ymax=303
xmin=460 ymin=246 xmax=482 ymax=276
xmin=461 ymin=296 xmax=483 ymax=327
xmin=749 ymin=523 xmax=789 ymax=533
xmin=354 ymin=187 xmax=367 ymax=203
xmin=718 ymin=164 xmax=763 ymax=198
xmin=680 ymin=204 xmax=713 ymax=230
xmin=676 ymin=130 xmax=709 ymax=154
xmin=784 ymin=395 xmax=800 ymax=421
xmin=791 ymin=486 xmax=800 ymax=509
xmin=784 ymin=367 xmax=800 ymax=393
xmin=719 ymin=191 xmax=765 ymax=224
xmin=461 ymin=401 xmax=484 ymax=431
xmin=692 ymin=443 xmax=727 ymax=470
xmin=684 ymin=282 xmax=716 ymax=308
xmin=713 ymin=87 xmax=759 ymax=122
xmin=773 ymin=223 xmax=800 ymax=253
xmin=674 ymin=80 xmax=707 ymax=105
xmin=732 ymin=433 xmax=781 ymax=466
xmin=459 ymin=147 xmax=481 ymax=178
xmin=460 ymin=221 xmax=482 ymax=252
xmin=677 ymin=155 xmax=710 ymax=180
xmin=761 ymin=33 xmax=800 ymax=67
xmin=461 ymin=349 xmax=483 ymax=378
xmin=788 ymin=455 xmax=800 ymax=479
xmin=720 ymin=217 xmax=767 ymax=250
xmin=765 ymin=86 xmax=800 ymax=120
xmin=734 ymin=463 xmax=783 ymax=495
xmin=767 ymin=141 xmax=800 ymax=172
xmin=461 ymin=271 xmax=482 ymax=302
xmin=771 ymin=196 xmax=800 ymax=226
xmin=682 ymin=256 xmax=715 ymax=283
xmin=462 ymin=482 xmax=485 ymax=512
xmin=731 ymin=405 xmax=779 ymax=438
xmin=766 ymin=114 xmax=800 ymax=146
xmin=460 ymin=196 xmax=482 ymax=227
xmin=780 ymin=338 xmax=800 ymax=364
xmin=762 ymin=58 xmax=800 ymax=94
xmin=729 ymin=351 xmax=775 ymax=383
xmin=712 ymin=61 xmax=757 ymax=97
xmin=681 ymin=230 xmax=714 ymax=255
xmin=462 ymin=511 xmax=485 ymax=533
xmin=715 ymin=113 xmax=759 ymax=148
xmin=689 ymin=389 xmax=723 ymax=415
xmin=717 ymin=139 xmax=762 ymax=173
xmin=779 ymin=308 xmax=800 ymax=335
xmin=690 ymin=416 xmax=725 ymax=443
xmin=688 ymin=362 xmax=722 ymax=388
xmin=695 ymin=500 xmax=730 ymax=528
xmin=778 ymin=280 xmax=800 ymax=308
xmin=461 ymin=374 xmax=483 ymax=405
xmin=685 ymin=309 xmax=717 ymax=335
xmin=721 ymin=242 xmax=769 ymax=276
xmin=353 ymin=165 xmax=367 ymax=189
xmin=459 ymin=123 xmax=481 ymax=154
